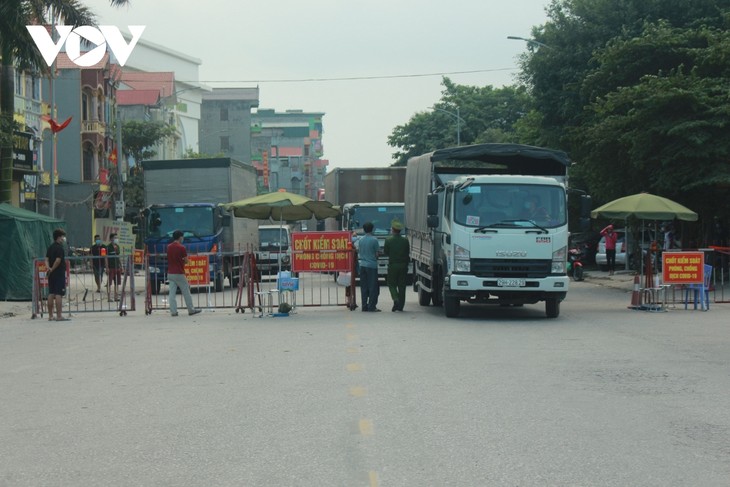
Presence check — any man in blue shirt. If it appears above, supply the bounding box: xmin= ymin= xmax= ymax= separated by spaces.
xmin=358 ymin=222 xmax=381 ymax=311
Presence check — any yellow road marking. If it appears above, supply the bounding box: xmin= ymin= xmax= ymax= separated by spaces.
xmin=346 ymin=347 xmax=359 ymax=354
xmin=349 ymin=386 xmax=367 ymax=397
xmin=346 ymin=323 xmax=355 ymax=329
xmin=369 ymin=471 xmax=379 ymax=487
xmin=346 ymin=363 xmax=362 ymax=372
xmin=346 ymin=333 xmax=359 ymax=342
xmin=359 ymin=418 xmax=373 ymax=436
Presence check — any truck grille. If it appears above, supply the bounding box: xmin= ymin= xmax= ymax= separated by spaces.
xmin=471 ymin=259 xmax=552 ymax=278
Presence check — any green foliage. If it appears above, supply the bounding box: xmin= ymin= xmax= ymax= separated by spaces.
xmin=387 ymin=77 xmax=533 ymax=166
xmin=183 ymin=147 xmax=225 ymax=159
xmin=121 ymin=120 xmax=177 ymax=210
xmin=121 ymin=120 xmax=177 ymax=164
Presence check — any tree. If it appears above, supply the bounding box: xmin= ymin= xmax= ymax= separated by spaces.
xmin=0 ymin=0 xmax=129 ymax=204
xmin=121 ymin=120 xmax=177 ymax=209
xmin=387 ymin=77 xmax=533 ymax=166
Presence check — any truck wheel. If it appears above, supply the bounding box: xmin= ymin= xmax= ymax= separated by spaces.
xmin=546 ymin=298 xmax=560 ymax=318
xmin=418 ymin=284 xmax=431 ymax=306
xmin=444 ymin=295 xmax=460 ymax=318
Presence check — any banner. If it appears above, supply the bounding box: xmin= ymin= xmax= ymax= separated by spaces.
xmin=184 ymin=255 xmax=210 ymax=285
xmin=291 ymin=231 xmax=352 ymax=272
xmin=662 ymin=251 xmax=704 ymax=284
xmin=94 ymin=218 xmax=135 ymax=256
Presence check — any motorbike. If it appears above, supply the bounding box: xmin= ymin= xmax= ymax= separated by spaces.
xmin=567 ymin=245 xmax=585 ymax=281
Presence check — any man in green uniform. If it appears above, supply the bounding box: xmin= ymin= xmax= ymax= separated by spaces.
xmin=384 ymin=219 xmax=410 ymax=312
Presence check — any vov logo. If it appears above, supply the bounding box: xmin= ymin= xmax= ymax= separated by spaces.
xmin=26 ymin=25 xmax=145 ymax=67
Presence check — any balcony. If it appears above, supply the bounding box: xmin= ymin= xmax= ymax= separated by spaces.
xmin=81 ymin=120 xmax=106 ymax=135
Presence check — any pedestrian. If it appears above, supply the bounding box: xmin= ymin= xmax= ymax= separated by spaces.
xmin=358 ymin=222 xmax=381 ymax=312
xmin=384 ymin=219 xmax=410 ymax=312
xmin=46 ymin=228 xmax=70 ymax=321
xmin=106 ymin=232 xmax=123 ymax=301
xmin=167 ymin=229 xmax=201 ymax=316
xmin=601 ymin=224 xmax=618 ymax=275
xmin=90 ymin=234 xmax=105 ymax=292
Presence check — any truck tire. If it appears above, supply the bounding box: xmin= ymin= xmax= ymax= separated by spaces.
xmin=546 ymin=297 xmax=560 ymax=318
xmin=444 ymin=295 xmax=460 ymax=318
xmin=418 ymin=284 xmax=431 ymax=306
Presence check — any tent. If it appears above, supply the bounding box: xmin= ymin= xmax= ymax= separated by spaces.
xmin=0 ymin=204 xmax=65 ymax=300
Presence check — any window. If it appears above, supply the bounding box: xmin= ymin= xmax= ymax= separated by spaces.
xmin=220 ymin=107 xmax=228 ymax=121
xmin=220 ymin=136 xmax=230 ymax=152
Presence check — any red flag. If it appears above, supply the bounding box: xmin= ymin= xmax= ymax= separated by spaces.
xmin=49 ymin=116 xmax=72 ymax=133
xmin=108 ymin=148 xmax=118 ymax=166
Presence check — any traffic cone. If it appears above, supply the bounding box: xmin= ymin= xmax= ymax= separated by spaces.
xmin=628 ymin=274 xmax=642 ymax=309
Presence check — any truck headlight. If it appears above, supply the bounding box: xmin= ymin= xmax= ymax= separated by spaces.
xmin=282 ymin=255 xmax=291 ymax=264
xmin=552 ymin=246 xmax=567 ymax=274
xmin=454 ymin=244 xmax=470 ymax=272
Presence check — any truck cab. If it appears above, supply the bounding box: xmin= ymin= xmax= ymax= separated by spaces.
xmin=144 ymin=203 xmax=228 ymax=293
xmin=256 ymin=224 xmax=292 ymax=275
xmin=342 ymin=202 xmax=412 ymax=279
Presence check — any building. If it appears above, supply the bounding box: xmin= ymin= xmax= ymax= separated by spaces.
xmin=199 ymin=88 xmax=260 ymax=163
xmin=251 ymin=109 xmax=328 ymax=198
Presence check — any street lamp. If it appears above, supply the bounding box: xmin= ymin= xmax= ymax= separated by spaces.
xmin=507 ymin=36 xmax=552 ymax=49
xmin=429 ymin=106 xmax=465 ymax=146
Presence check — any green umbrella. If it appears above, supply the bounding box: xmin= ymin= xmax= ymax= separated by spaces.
xmin=590 ymin=193 xmax=697 ymax=221
xmin=222 ymin=191 xmax=341 ymax=221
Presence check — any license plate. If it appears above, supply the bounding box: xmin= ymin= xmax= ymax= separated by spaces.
xmin=497 ymin=278 xmax=526 ymax=287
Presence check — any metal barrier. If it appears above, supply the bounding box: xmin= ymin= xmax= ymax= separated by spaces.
xmin=143 ymin=247 xmax=358 ymax=317
xmin=32 ymin=255 xmax=136 ymax=319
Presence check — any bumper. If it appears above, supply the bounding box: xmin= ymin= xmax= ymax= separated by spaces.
xmin=446 ymin=273 xmax=568 ymax=303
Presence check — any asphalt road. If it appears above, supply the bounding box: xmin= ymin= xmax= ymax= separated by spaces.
xmin=1 ymin=280 xmax=728 ymax=486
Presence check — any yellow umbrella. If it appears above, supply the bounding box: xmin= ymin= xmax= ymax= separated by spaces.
xmin=222 ymin=191 xmax=341 ymax=221
xmin=591 ymin=193 xmax=697 ymax=221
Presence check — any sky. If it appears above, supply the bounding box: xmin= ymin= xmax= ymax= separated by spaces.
xmin=89 ymin=0 xmax=552 ymax=169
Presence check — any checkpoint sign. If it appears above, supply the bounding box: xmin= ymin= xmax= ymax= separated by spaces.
xmin=184 ymin=254 xmax=210 ymax=286
xmin=291 ymin=231 xmax=352 ymax=273
xmin=662 ymin=251 xmax=704 ymax=285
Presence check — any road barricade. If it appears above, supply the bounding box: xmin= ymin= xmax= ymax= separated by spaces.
xmin=32 ymin=254 xmax=136 ymax=319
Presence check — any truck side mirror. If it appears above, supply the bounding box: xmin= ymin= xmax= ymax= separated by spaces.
xmin=427 ymin=215 xmax=439 ymax=228
xmin=427 ymin=193 xmax=438 ymax=216
xmin=579 ymin=217 xmax=591 ymax=232
xmin=221 ymin=214 xmax=231 ymax=226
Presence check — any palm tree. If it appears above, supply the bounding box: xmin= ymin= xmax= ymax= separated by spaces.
xmin=0 ymin=0 xmax=130 ymax=204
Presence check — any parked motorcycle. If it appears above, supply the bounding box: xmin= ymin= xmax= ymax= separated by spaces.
xmin=567 ymin=246 xmax=585 ymax=281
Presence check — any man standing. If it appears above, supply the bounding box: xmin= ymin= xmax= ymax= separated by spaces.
xmin=106 ymin=233 xmax=123 ymax=301
xmin=384 ymin=219 xmax=410 ymax=312
xmin=601 ymin=224 xmax=618 ymax=275
xmin=46 ymin=228 xmax=69 ymax=321
xmin=358 ymin=222 xmax=381 ymax=312
xmin=90 ymin=234 xmax=105 ymax=292
xmin=167 ymin=230 xmax=201 ymax=317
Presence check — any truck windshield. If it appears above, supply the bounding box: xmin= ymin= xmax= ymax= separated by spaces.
xmin=454 ymin=184 xmax=566 ymax=229
xmin=148 ymin=206 xmax=215 ymax=237
xmin=346 ymin=206 xmax=405 ymax=236
xmin=259 ymin=228 xmax=290 ymax=249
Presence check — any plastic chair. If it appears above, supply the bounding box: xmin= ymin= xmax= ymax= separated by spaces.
xmin=684 ymin=264 xmax=712 ymax=311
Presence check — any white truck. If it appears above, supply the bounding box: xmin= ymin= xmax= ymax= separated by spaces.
xmin=405 ymin=143 xmax=572 ymax=318
xmin=342 ymin=202 xmax=412 ymax=279
xmin=256 ymin=224 xmax=292 ymax=275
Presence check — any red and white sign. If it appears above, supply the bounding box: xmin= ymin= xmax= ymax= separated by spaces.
xmin=291 ymin=231 xmax=353 ymax=273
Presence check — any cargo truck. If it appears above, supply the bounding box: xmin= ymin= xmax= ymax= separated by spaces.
xmin=405 ymin=143 xmax=573 ymax=318
xmin=142 ymin=158 xmax=258 ymax=293
xmin=323 ymin=167 xmax=411 ymax=279
xmin=256 ymin=224 xmax=292 ymax=275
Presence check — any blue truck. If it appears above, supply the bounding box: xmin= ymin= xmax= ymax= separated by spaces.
xmin=142 ymin=158 xmax=258 ymax=294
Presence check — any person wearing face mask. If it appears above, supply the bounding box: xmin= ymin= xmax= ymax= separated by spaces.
xmin=106 ymin=232 xmax=123 ymax=301
xmin=46 ymin=228 xmax=69 ymax=321
xmin=90 ymin=234 xmax=106 ymax=292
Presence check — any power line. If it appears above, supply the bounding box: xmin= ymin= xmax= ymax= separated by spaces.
xmin=190 ymin=67 xmax=517 ymax=84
